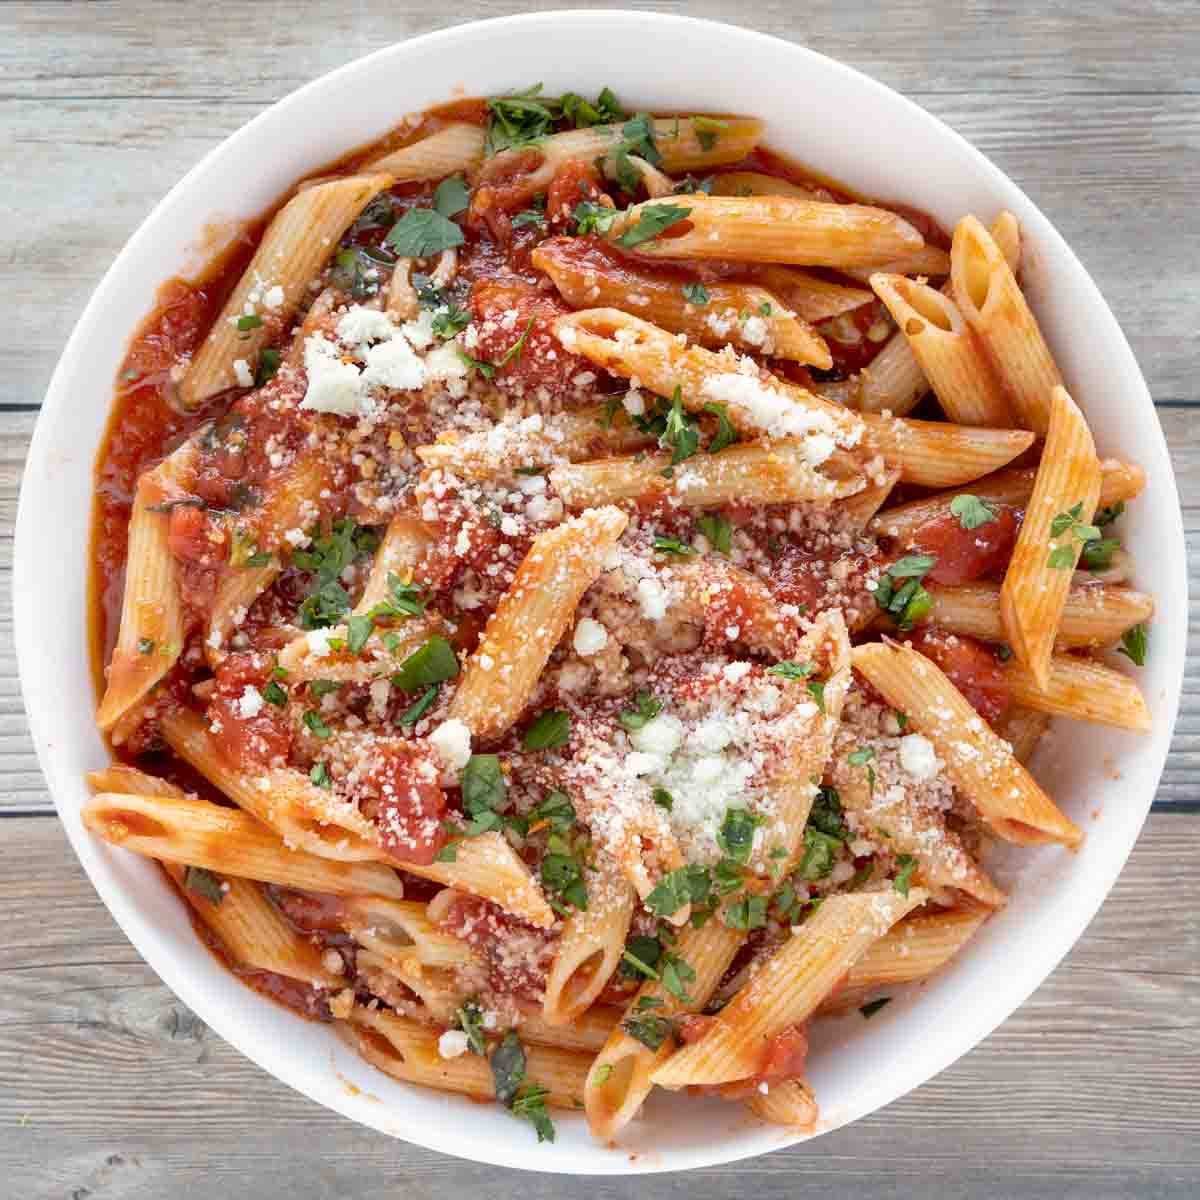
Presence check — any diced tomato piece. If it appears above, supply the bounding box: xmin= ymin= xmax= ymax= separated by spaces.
xmin=207 ymin=651 xmax=293 ymax=766
xmin=357 ymin=741 xmax=448 ymax=867
xmin=905 ymin=629 xmax=1010 ymax=723
xmin=267 ymin=887 xmax=346 ymax=934
xmin=469 ymin=278 xmax=594 ymax=401
xmin=546 ymin=158 xmax=604 ymax=228
xmin=756 ymin=1024 xmax=809 ymax=1083
xmin=910 ymin=506 xmax=1019 ymax=585
xmin=437 ymin=893 xmax=556 ymax=999
xmin=167 ymin=503 xmax=222 ymax=565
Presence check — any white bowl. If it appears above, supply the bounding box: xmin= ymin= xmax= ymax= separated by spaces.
xmin=15 ymin=10 xmax=1187 ymax=1174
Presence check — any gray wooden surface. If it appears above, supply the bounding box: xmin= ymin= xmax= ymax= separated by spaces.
xmin=1 ymin=2 xmax=1197 ymax=1195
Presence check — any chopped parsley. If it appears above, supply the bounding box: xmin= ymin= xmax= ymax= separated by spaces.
xmin=653 ymin=535 xmax=696 ymax=557
xmin=561 ymin=86 xmax=625 ymax=128
xmin=1080 ymin=537 xmax=1121 ymax=571
xmin=236 ymin=313 xmax=263 ymax=332
xmin=874 ymin=554 xmax=937 ymax=631
xmin=384 ymin=208 xmax=465 ymax=257
xmin=893 ymin=854 xmax=917 ymax=897
xmin=660 ymin=951 xmax=696 ymax=1002
xmin=485 ymin=84 xmax=559 ymax=154
xmin=807 ymin=680 xmax=826 ymax=713
xmin=572 ymin=199 xmax=619 ymax=236
xmin=1095 ymin=500 xmax=1125 ymax=526
xmin=1048 ymin=502 xmax=1102 ymax=570
xmin=308 ymin=761 xmax=331 ymax=789
xmin=489 ymin=1031 xmax=556 ymax=1143
xmin=847 ymin=746 xmax=877 ymax=794
xmin=1119 ymin=623 xmax=1148 ymax=666
xmin=768 ymin=660 xmax=815 ymax=681
xmin=511 ymin=194 xmax=547 ymax=229
xmin=254 ymin=348 xmax=281 ymax=386
xmin=724 ymin=893 xmax=768 ymax=930
xmin=529 ymin=790 xmax=576 ymax=834
xmin=662 ymin=386 xmax=700 ymax=464
xmin=691 ymin=115 xmax=729 ymax=150
xmin=455 ymin=1000 xmax=488 ymax=1056
xmin=396 ymin=685 xmax=439 ymax=727
xmin=716 ymin=808 xmax=763 ymax=865
xmin=616 ymin=203 xmax=691 ymax=249
xmin=540 ymin=833 xmax=588 ymax=912
xmin=703 ymin=402 xmax=737 ymax=453
xmin=137 ymin=637 xmax=155 ymax=655
xmin=391 ymin=636 xmax=459 ymax=691
xmin=621 ymin=1014 xmax=675 ymax=1051
xmin=645 ymin=864 xmax=711 ymax=916
xmin=860 ymin=997 xmax=892 ymax=1019
xmin=949 ymin=493 xmax=997 ymax=530
xmin=682 ymin=282 xmax=710 ymax=305
xmin=653 ymin=787 xmax=674 ymax=810
xmin=620 ymin=946 xmax=661 ymax=980
xmin=619 ymin=692 xmax=663 ymax=731
xmin=696 ymin=512 xmax=732 ymax=554
xmin=303 ymin=710 xmax=332 ymax=739
xmin=183 ymin=865 xmax=224 ymax=905
xmin=346 ymin=613 xmax=374 ymax=655
xmin=431 ymin=304 xmax=471 ymax=339
xmin=433 ymin=174 xmax=470 ymax=218
xmin=809 ymin=785 xmax=847 ymax=839
xmin=523 ymin=709 xmax=570 ymax=751
xmin=798 ymin=827 xmax=841 ymax=881
xmin=262 ymin=680 xmax=288 ymax=707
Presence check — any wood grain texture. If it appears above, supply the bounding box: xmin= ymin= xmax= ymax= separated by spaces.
xmin=2 ymin=3 xmax=1198 ymax=1193
xmin=1 ymin=813 xmax=1196 ymax=1199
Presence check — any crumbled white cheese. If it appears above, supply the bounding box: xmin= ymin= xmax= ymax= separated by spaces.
xmin=899 ymin=733 xmax=941 ymax=780
xmin=301 ymin=334 xmax=368 ymax=416
xmin=572 ymin=617 xmax=609 ymax=657
xmin=306 ymin=628 xmax=333 ymax=656
xmin=235 ymin=685 xmax=264 ymax=719
xmin=438 ymin=1030 xmax=469 ymax=1058
xmin=263 ymin=285 xmax=285 ymax=310
xmin=430 ymin=719 xmax=472 ymax=771
xmin=636 ymin=576 xmax=669 ymax=621
xmin=232 ymin=358 xmax=254 ymax=389
xmin=700 ymin=372 xmax=836 ymax=462
xmin=630 ymin=714 xmax=685 ymax=759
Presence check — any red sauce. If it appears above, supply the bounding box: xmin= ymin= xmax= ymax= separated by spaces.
xmin=911 ymin=507 xmax=1020 ymax=586
xmin=904 ymin=629 xmax=1010 ymax=723
xmin=437 ymin=893 xmax=555 ymax=1000
xmin=207 ymin=651 xmax=293 ymax=767
xmin=355 ymin=740 xmax=447 ymax=866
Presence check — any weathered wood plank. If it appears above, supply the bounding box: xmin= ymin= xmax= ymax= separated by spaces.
xmin=1 ymin=93 xmax=1197 ymax=410
xmin=3 ymin=0 xmax=1199 ymax=100
xmin=1 ymin=406 xmax=1196 ymax=811
xmin=0 ymin=812 xmax=1195 ymax=1199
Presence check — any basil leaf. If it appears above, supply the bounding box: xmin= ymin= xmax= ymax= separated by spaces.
xmin=616 ymin=203 xmax=691 ymax=248
xmin=523 ymin=710 xmax=570 ymax=751
xmin=183 ymin=865 xmax=224 ymax=905
xmin=949 ymin=493 xmax=997 ymax=530
xmin=391 ymin=636 xmax=459 ymax=691
xmin=490 ymin=1031 xmax=527 ymax=1106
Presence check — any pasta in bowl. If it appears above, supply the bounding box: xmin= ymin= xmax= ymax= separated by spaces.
xmin=17 ymin=13 xmax=1184 ymax=1173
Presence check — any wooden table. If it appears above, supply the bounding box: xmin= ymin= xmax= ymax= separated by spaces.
xmin=2 ymin=3 xmax=1197 ymax=1195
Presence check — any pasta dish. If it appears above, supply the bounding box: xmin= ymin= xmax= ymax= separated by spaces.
xmin=82 ymin=86 xmax=1153 ymax=1145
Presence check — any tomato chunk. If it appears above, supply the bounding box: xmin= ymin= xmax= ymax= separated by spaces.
xmin=437 ymin=893 xmax=556 ymax=999
xmin=207 ymin=651 xmax=292 ymax=766
xmin=905 ymin=629 xmax=1010 ymax=723
xmin=546 ymin=158 xmax=603 ymax=228
xmin=357 ymin=741 xmax=448 ymax=866
xmin=911 ymin=507 xmax=1019 ymax=586
xmin=167 ymin=503 xmax=222 ymax=566
xmin=676 ymin=1013 xmax=718 ymax=1044
xmin=470 ymin=278 xmax=593 ymax=401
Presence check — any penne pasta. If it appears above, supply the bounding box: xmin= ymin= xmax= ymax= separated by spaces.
xmin=651 ymin=889 xmax=927 ymax=1087
xmin=364 ymin=122 xmax=486 ymax=179
xmin=1002 ymin=653 xmax=1152 ymax=734
xmin=608 ymin=194 xmax=924 ymax=268
xmin=548 ymin=440 xmax=863 ymax=510
xmin=165 ymin=863 xmax=342 ymax=989
xmin=709 ymin=171 xmax=830 ymax=200
xmin=81 ymin=790 xmax=406 ymax=897
xmin=868 ymin=458 xmax=1146 ymax=543
xmin=542 ymin=860 xmax=635 ymax=1026
xmin=745 ymin=1079 xmax=819 ymax=1130
xmin=179 ymin=173 xmax=393 ymax=410
xmin=853 ymin=642 xmax=1083 ymax=847
xmin=926 ymin=581 xmax=1153 ymax=650
xmin=993 ymin=705 xmax=1052 ymax=765
xmin=448 ymin=506 xmax=628 ymax=740
xmin=554 ymin=308 xmax=863 ymax=445
xmin=837 ymin=464 xmax=901 ymax=534
xmin=816 ymin=327 xmax=929 ymax=417
xmin=951 ymin=214 xmax=1061 ymax=434
xmin=748 ymin=265 xmax=874 ymax=324
xmin=340 ymin=895 xmax=480 ymax=970
xmin=97 ymin=440 xmax=197 ymax=732
xmin=346 ymin=1005 xmax=593 ymax=1107
xmin=1000 ymin=387 xmax=1101 ymax=688
xmin=837 ymin=243 xmax=951 ymax=284
xmin=818 ymin=909 xmax=989 ymax=1014
xmin=532 ymin=238 xmax=832 ymax=365
xmin=859 ymin=412 xmax=1035 ymax=488
xmin=870 ymin=273 xmax=1014 ymax=426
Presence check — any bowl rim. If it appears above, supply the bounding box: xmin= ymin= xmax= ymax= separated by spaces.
xmin=14 ymin=9 xmax=1187 ymax=1175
